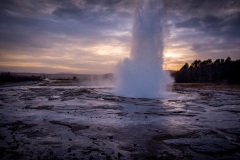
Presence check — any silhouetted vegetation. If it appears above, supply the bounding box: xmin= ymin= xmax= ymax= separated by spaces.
xmin=0 ymin=72 xmax=114 ymax=86
xmin=0 ymin=72 xmax=42 ymax=84
xmin=172 ymin=57 xmax=240 ymax=84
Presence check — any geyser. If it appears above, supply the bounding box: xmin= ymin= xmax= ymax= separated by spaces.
xmin=115 ymin=0 xmax=172 ymax=98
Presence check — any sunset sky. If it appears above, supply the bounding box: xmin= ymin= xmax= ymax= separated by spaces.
xmin=0 ymin=0 xmax=240 ymax=74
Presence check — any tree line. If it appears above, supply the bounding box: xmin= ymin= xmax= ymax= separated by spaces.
xmin=0 ymin=72 xmax=42 ymax=83
xmin=172 ymin=57 xmax=240 ymax=84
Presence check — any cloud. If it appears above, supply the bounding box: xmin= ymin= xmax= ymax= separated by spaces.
xmin=174 ymin=13 xmax=240 ymax=52
xmin=165 ymin=1 xmax=240 ymax=64
xmin=0 ymin=0 xmax=240 ymax=72
xmin=164 ymin=0 xmax=240 ymax=15
xmin=176 ymin=13 xmax=240 ymax=39
xmin=0 ymin=0 xmax=133 ymax=73
xmin=0 ymin=0 xmax=132 ymax=51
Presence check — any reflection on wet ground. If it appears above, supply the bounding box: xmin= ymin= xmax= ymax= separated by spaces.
xmin=0 ymin=84 xmax=240 ymax=159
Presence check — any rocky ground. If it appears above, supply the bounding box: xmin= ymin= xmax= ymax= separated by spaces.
xmin=0 ymin=83 xmax=240 ymax=160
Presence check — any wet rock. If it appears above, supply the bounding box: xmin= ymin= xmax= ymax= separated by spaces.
xmin=90 ymin=137 xmax=97 ymax=140
xmin=49 ymin=120 xmax=89 ymax=132
xmin=8 ymin=121 xmax=36 ymax=131
xmin=106 ymin=155 xmax=111 ymax=159
xmin=164 ymin=136 xmax=238 ymax=154
xmin=118 ymin=152 xmax=123 ymax=158
xmin=93 ymin=105 xmax=123 ymax=110
xmin=23 ymin=130 xmax=47 ymax=138
xmin=25 ymin=105 xmax=54 ymax=110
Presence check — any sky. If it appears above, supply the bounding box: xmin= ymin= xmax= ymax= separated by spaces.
xmin=0 ymin=0 xmax=240 ymax=74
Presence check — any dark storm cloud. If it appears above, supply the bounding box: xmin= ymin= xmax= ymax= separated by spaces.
xmin=164 ymin=0 xmax=240 ymax=14
xmin=51 ymin=0 xmax=138 ymax=23
xmin=0 ymin=0 xmax=133 ymax=50
xmin=174 ymin=13 xmax=240 ymax=54
xmin=176 ymin=13 xmax=240 ymax=39
xmin=1 ymin=0 xmax=239 ymax=47
xmin=165 ymin=0 xmax=240 ymax=59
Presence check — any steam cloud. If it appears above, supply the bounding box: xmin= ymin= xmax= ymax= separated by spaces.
xmin=115 ymin=0 xmax=172 ymax=98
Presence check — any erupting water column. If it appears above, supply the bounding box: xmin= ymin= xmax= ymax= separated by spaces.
xmin=115 ymin=0 xmax=172 ymax=98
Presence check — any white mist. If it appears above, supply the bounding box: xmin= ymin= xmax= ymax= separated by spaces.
xmin=115 ymin=0 xmax=172 ymax=98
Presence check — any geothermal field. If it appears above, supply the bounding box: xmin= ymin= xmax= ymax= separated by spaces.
xmin=1 ymin=0 xmax=240 ymax=160
xmin=0 ymin=83 xmax=240 ymax=159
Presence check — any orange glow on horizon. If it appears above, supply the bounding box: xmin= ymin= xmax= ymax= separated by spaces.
xmin=0 ymin=46 xmax=192 ymax=73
